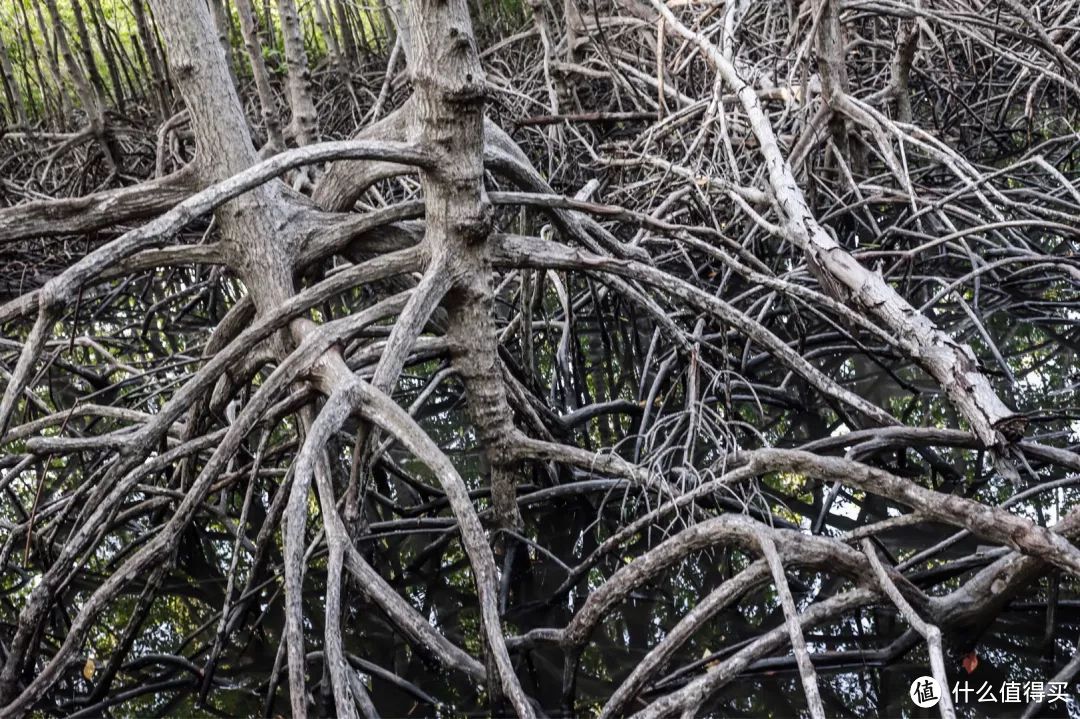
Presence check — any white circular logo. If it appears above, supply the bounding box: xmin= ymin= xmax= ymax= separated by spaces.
xmin=910 ymin=676 xmax=942 ymax=708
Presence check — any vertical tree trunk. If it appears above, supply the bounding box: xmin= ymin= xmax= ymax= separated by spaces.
xmin=101 ymin=5 xmax=144 ymax=103
xmin=42 ymin=0 xmax=117 ymax=169
xmin=261 ymin=0 xmax=277 ymax=52
xmin=565 ymin=0 xmax=583 ymax=64
xmin=380 ymin=4 xmax=397 ymax=53
xmin=335 ymin=0 xmax=361 ymax=67
xmin=312 ymin=0 xmax=341 ymax=68
xmin=0 ymin=34 xmax=29 ymax=128
xmin=207 ymin=0 xmax=240 ymax=88
xmin=85 ymin=0 xmax=126 ymax=111
xmin=276 ymin=0 xmax=318 ymax=144
xmin=131 ymin=0 xmax=171 ymax=120
xmin=28 ymin=0 xmax=70 ymax=123
xmin=407 ymin=0 xmax=525 ymax=565
xmin=146 ymin=0 xmax=299 ymax=312
xmin=815 ymin=0 xmax=865 ymax=175
xmin=69 ymin=0 xmax=112 ymax=107
xmin=313 ymin=0 xmax=360 ymax=109
xmin=892 ymin=16 xmax=919 ymax=123
xmin=235 ymin=0 xmax=286 ymax=150
xmin=527 ymin=0 xmax=560 ymax=118
xmin=16 ymin=0 xmax=55 ymax=123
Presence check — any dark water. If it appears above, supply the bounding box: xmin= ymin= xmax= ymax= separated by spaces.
xmin=76 ymin=459 xmax=1080 ymax=719
xmin=271 ymin=494 xmax=1080 ymax=718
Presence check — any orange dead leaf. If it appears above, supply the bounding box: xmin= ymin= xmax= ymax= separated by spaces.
xmin=962 ymin=651 xmax=978 ymax=674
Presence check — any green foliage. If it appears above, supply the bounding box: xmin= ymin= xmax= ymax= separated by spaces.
xmin=0 ymin=0 xmax=393 ymax=123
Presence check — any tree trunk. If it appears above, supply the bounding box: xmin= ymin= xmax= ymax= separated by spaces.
xmin=14 ymin=0 xmax=51 ymax=123
xmin=28 ymin=0 xmax=70 ymax=123
xmin=92 ymin=0 xmax=142 ymax=105
xmin=0 ymin=34 xmax=28 ymax=128
xmin=386 ymin=0 xmax=413 ymax=64
xmin=892 ymin=15 xmax=919 ymax=123
xmin=815 ymin=0 xmax=865 ymax=176
xmin=130 ymin=0 xmax=171 ymax=120
xmin=335 ymin=0 xmax=362 ymax=67
xmin=312 ymin=0 xmax=341 ymax=68
xmin=207 ymin=0 xmax=241 ymax=88
xmin=276 ymin=0 xmax=319 ymax=144
xmin=260 ymin=0 xmax=277 ymax=51
xmin=68 ymin=0 xmax=112 ymax=108
xmin=235 ymin=0 xmax=287 ymax=150
xmin=406 ymin=0 xmax=526 ymax=573
xmin=147 ymin=0 xmax=297 ymax=301
xmin=85 ymin=0 xmax=126 ymax=111
xmin=42 ymin=0 xmax=117 ymax=168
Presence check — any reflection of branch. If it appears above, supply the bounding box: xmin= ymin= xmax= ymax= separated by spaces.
xmin=1019 ymin=632 xmax=1080 ymax=719
xmin=757 ymin=531 xmax=826 ymax=719
xmin=601 ymin=560 xmax=770 ymax=718
xmin=633 ymin=588 xmax=879 ymax=718
xmin=862 ymin=538 xmax=956 ymax=719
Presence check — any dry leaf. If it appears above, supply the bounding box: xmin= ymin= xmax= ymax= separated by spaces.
xmin=962 ymin=651 xmax=978 ymax=674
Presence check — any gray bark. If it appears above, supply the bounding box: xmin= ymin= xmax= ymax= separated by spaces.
xmin=42 ymin=0 xmax=117 ymax=168
xmin=276 ymin=0 xmax=319 ymax=145
xmin=0 ymin=34 xmax=28 ymax=127
xmin=130 ymin=0 xmax=170 ymax=119
xmin=235 ymin=0 xmax=286 ymax=150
